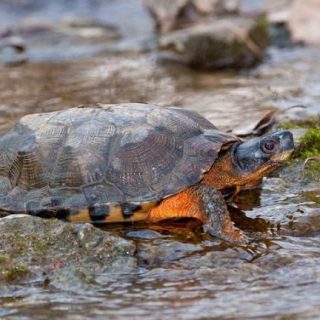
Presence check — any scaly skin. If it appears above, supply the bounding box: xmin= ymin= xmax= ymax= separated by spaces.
xmin=147 ymin=132 xmax=294 ymax=243
xmin=148 ymin=183 xmax=244 ymax=243
xmin=202 ymin=147 xmax=281 ymax=190
xmin=147 ymin=147 xmax=254 ymax=243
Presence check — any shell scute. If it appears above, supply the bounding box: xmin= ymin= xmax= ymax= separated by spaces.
xmin=105 ymin=128 xmax=184 ymax=200
xmin=0 ymin=103 xmax=237 ymax=214
xmin=82 ymin=182 xmax=124 ymax=204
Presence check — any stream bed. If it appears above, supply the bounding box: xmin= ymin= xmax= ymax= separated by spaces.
xmin=0 ymin=1 xmax=320 ymax=319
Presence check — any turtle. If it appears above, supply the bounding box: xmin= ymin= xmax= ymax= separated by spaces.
xmin=0 ymin=103 xmax=294 ymax=243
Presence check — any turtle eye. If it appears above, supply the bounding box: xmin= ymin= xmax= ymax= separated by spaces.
xmin=261 ymin=139 xmax=277 ymax=154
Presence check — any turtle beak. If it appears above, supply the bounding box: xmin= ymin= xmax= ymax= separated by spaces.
xmin=270 ymin=130 xmax=294 ymax=162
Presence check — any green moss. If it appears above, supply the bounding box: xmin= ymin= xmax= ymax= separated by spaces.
xmin=279 ymin=116 xmax=320 ymax=179
xmin=11 ymin=228 xmax=51 ymax=256
xmin=299 ymin=126 xmax=320 ymax=159
xmin=281 ymin=122 xmax=299 ymax=130
xmin=292 ymin=125 xmax=320 ymax=180
xmin=2 ymin=263 xmax=29 ymax=281
xmin=0 ymin=255 xmax=10 ymax=264
xmin=281 ymin=116 xmax=320 ymax=129
xmin=0 ymin=254 xmax=29 ymax=282
xmin=249 ymin=15 xmax=270 ymax=50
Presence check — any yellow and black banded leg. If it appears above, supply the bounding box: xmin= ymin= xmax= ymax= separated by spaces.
xmin=26 ymin=199 xmax=70 ymax=220
xmin=28 ymin=201 xmax=156 ymax=223
xmin=26 ymin=202 xmax=110 ymax=222
xmin=148 ymin=184 xmax=247 ymax=244
xmin=66 ymin=203 xmax=155 ymax=223
xmin=28 ymin=207 xmax=70 ymax=220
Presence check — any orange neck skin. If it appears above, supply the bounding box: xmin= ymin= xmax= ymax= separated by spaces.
xmin=202 ymin=149 xmax=278 ymax=191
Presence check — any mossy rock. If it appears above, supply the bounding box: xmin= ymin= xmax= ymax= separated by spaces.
xmin=281 ymin=116 xmax=320 ymax=180
xmin=281 ymin=115 xmax=320 ymax=130
xmin=299 ymin=127 xmax=320 ymax=159
xmin=0 ymin=215 xmax=137 ymax=287
xmin=158 ymin=15 xmax=270 ymax=69
xmin=0 ymin=254 xmax=29 ymax=282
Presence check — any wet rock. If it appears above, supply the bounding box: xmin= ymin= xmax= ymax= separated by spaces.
xmin=144 ymin=0 xmax=189 ymax=33
xmin=288 ymin=0 xmax=320 ymax=45
xmin=193 ymin=0 xmax=240 ymax=15
xmin=0 ymin=36 xmax=27 ymax=66
xmin=280 ymin=207 xmax=320 ymax=237
xmin=126 ymin=229 xmax=167 ymax=240
xmin=0 ymin=18 xmax=122 ymax=63
xmin=158 ymin=16 xmax=270 ymax=69
xmin=268 ymin=21 xmax=293 ymax=48
xmin=0 ymin=0 xmax=155 ymax=62
xmin=0 ymin=36 xmax=25 ymax=52
xmin=262 ymin=0 xmax=320 ymax=47
xmin=0 ymin=215 xmax=137 ymax=288
xmin=144 ymin=0 xmax=240 ymax=33
xmin=258 ymin=0 xmax=293 ymax=48
xmin=137 ymin=239 xmax=203 ymax=267
xmin=60 ymin=17 xmax=121 ymax=40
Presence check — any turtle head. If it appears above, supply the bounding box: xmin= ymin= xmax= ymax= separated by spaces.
xmin=231 ymin=130 xmax=294 ymax=187
xmin=203 ymin=130 xmax=294 ymax=190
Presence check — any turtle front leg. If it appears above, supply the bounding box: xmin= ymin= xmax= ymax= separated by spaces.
xmin=147 ymin=184 xmax=247 ymax=244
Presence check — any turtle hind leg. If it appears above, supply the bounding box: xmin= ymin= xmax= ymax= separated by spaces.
xmin=148 ymin=184 xmax=247 ymax=244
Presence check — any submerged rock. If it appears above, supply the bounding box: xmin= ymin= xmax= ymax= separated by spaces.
xmin=0 ymin=215 xmax=137 ymax=288
xmin=158 ymin=16 xmax=269 ymax=69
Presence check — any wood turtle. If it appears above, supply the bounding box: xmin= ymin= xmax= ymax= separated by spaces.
xmin=0 ymin=103 xmax=294 ymax=242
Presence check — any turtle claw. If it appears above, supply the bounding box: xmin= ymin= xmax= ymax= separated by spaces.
xmin=219 ymin=231 xmax=250 ymax=245
xmin=204 ymin=222 xmax=249 ymax=245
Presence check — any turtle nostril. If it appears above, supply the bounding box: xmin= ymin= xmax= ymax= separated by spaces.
xmin=278 ymin=130 xmax=294 ymax=141
xmin=278 ymin=130 xmax=294 ymax=150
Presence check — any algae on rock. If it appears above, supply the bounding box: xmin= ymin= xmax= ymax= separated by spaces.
xmin=281 ymin=116 xmax=320 ymax=180
xmin=158 ymin=16 xmax=270 ymax=69
xmin=0 ymin=215 xmax=137 ymax=288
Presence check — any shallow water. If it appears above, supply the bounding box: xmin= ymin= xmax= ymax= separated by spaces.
xmin=1 ymin=1 xmax=320 ymax=319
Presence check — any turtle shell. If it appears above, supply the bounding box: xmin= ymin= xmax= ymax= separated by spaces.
xmin=0 ymin=103 xmax=238 ymax=213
